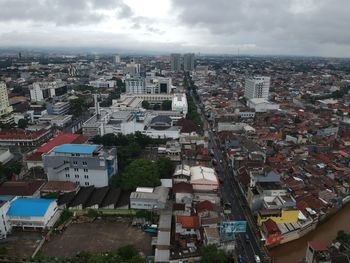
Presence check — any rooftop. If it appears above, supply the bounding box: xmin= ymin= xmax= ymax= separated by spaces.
xmin=8 ymin=198 xmax=55 ymax=217
xmin=52 ymin=144 xmax=99 ymax=154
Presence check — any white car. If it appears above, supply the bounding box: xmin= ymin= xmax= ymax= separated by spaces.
xmin=254 ymin=255 xmax=261 ymax=263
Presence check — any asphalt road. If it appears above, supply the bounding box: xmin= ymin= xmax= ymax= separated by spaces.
xmin=208 ymin=131 xmax=261 ymax=263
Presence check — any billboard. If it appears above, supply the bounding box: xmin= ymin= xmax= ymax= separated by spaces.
xmin=220 ymin=221 xmax=247 ymax=241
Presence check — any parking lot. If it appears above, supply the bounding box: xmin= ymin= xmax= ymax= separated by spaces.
xmin=41 ymin=220 xmax=153 ymax=258
xmin=1 ymin=231 xmax=42 ymax=257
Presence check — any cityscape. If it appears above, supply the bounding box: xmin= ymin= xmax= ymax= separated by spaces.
xmin=0 ymin=1 xmax=350 ymax=263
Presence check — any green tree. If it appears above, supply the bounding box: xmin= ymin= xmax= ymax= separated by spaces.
xmin=200 ymin=245 xmax=228 ymax=263
xmin=161 ymin=100 xmax=172 ymax=110
xmin=153 ymin=104 xmax=161 ymax=110
xmin=70 ymin=98 xmax=87 ymax=117
xmin=142 ymin=100 xmax=150 ymax=109
xmin=17 ymin=118 xmax=28 ymax=129
xmin=120 ymin=159 xmax=160 ymax=190
xmin=157 ymin=157 xmax=175 ymax=179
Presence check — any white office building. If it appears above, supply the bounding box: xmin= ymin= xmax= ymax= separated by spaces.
xmin=244 ymin=77 xmax=270 ymax=100
xmin=172 ymin=93 xmax=188 ymax=115
xmin=30 ymin=80 xmax=67 ymax=102
xmin=125 ymin=78 xmax=145 ymax=94
xmin=43 ymin=144 xmax=118 ymax=187
xmin=0 ymin=82 xmax=13 ymax=117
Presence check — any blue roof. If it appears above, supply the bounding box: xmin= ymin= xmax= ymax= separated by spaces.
xmin=8 ymin=198 xmax=55 ymax=217
xmin=52 ymin=144 xmax=99 ymax=154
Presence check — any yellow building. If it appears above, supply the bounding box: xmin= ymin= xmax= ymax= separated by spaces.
xmin=0 ymin=82 xmax=13 ymax=117
xmin=257 ymin=209 xmax=299 ymax=226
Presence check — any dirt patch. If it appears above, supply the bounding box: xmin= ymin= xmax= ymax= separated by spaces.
xmin=41 ymin=221 xmax=153 ymax=257
xmin=2 ymin=231 xmax=43 ymax=257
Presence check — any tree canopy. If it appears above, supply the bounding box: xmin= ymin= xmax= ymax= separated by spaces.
xmin=142 ymin=100 xmax=150 ymax=109
xmin=157 ymin=157 xmax=175 ymax=179
xmin=17 ymin=118 xmax=28 ymax=129
xmin=119 ymin=159 xmax=160 ymax=190
xmin=200 ymin=245 xmax=228 ymax=263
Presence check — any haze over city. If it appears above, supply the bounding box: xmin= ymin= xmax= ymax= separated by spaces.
xmin=1 ymin=0 xmax=350 ymax=57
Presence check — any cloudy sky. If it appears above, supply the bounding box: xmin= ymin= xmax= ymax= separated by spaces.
xmin=0 ymin=0 xmax=349 ymax=57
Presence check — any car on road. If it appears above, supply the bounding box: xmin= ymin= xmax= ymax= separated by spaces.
xmin=210 ymin=149 xmax=215 ymax=156
xmin=245 ymin=233 xmax=250 ymax=243
xmin=254 ymin=255 xmax=261 ymax=263
xmin=212 ymin=159 xmax=217 ymax=165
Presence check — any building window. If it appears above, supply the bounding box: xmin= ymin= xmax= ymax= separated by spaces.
xmin=65 ymin=167 xmax=69 ymax=170
xmin=66 ymin=174 xmax=70 ymax=178
xmin=85 ymin=182 xmax=89 ymax=186
xmin=82 ymin=161 xmax=87 ymax=166
xmin=75 ymin=174 xmax=79 ymax=178
xmin=84 ymin=168 xmax=88 ymax=172
xmin=84 ymin=175 xmax=89 ymax=179
xmin=74 ymin=168 xmax=79 ymax=172
xmin=73 ymin=161 xmax=78 ymax=165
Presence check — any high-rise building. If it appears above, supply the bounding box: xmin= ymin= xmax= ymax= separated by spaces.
xmin=114 ymin=55 xmax=121 ymax=64
xmin=170 ymin=53 xmax=181 ymax=72
xmin=0 ymin=82 xmax=13 ymax=116
xmin=244 ymin=76 xmax=270 ymax=100
xmin=183 ymin=53 xmax=195 ymax=71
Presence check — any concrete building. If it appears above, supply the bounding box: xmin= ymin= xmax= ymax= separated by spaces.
xmin=130 ymin=186 xmax=169 ymax=210
xmin=7 ymin=197 xmax=59 ymax=229
xmin=172 ymin=93 xmax=188 ymax=115
xmin=190 ymin=166 xmax=219 ymax=192
xmin=114 ymin=55 xmax=121 ymax=64
xmin=244 ymin=76 xmax=270 ymax=100
xmin=183 ymin=53 xmax=195 ymax=71
xmin=43 ymin=144 xmax=118 ymax=187
xmin=47 ymin=101 xmax=70 ymax=115
xmin=125 ymin=78 xmax=145 ymax=94
xmin=29 ymin=80 xmax=67 ymax=102
xmin=0 ymin=82 xmax=13 ymax=117
xmin=89 ymin=79 xmax=116 ymax=88
xmin=0 ymin=200 xmax=11 ymax=238
xmin=247 ymin=98 xmax=280 ymax=113
xmin=305 ymin=241 xmax=331 ymax=263
xmin=170 ymin=53 xmax=181 ymax=72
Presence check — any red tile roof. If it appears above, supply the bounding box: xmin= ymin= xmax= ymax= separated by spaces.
xmin=41 ymin=181 xmax=79 ymax=192
xmin=0 ymin=180 xmax=45 ymax=196
xmin=0 ymin=129 xmax=49 ymax=140
xmin=176 ymin=215 xmax=200 ymax=229
xmin=308 ymin=241 xmax=328 ymax=251
xmin=37 ymin=133 xmax=88 ymax=153
xmin=263 ymin=219 xmax=280 ymax=235
xmin=196 ymin=200 xmax=214 ymax=213
xmin=173 ymin=182 xmax=193 ymax=194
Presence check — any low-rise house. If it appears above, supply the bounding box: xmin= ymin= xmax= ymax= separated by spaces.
xmin=0 ymin=180 xmax=45 ymax=200
xmin=130 ymin=187 xmax=169 ymax=210
xmin=173 ymin=182 xmax=193 ymax=204
xmin=40 ymin=181 xmax=79 ymax=196
xmin=7 ymin=197 xmax=59 ymax=229
xmin=173 ymin=164 xmax=191 ymax=183
xmin=203 ymin=227 xmax=220 ymax=246
xmin=175 ymin=215 xmax=201 ymax=236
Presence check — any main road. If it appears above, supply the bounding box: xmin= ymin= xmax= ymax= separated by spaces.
xmin=192 ymin=90 xmax=269 ymax=263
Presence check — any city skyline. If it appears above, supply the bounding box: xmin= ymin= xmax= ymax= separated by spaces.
xmin=1 ymin=0 xmax=350 ymax=58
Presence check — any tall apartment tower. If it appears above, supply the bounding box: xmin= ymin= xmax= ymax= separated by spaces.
xmin=183 ymin=53 xmax=195 ymax=71
xmin=244 ymin=76 xmax=270 ymax=100
xmin=0 ymin=82 xmax=13 ymax=116
xmin=170 ymin=53 xmax=182 ymax=72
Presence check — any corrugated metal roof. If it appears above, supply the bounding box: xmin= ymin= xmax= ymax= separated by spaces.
xmin=8 ymin=198 xmax=55 ymax=217
xmin=52 ymin=144 xmax=99 ymax=154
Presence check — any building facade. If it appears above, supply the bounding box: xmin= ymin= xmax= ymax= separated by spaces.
xmin=43 ymin=144 xmax=117 ymax=187
xmin=170 ymin=53 xmax=182 ymax=72
xmin=30 ymin=80 xmax=67 ymax=102
xmin=244 ymin=76 xmax=270 ymax=100
xmin=183 ymin=53 xmax=195 ymax=71
xmin=0 ymin=82 xmax=13 ymax=117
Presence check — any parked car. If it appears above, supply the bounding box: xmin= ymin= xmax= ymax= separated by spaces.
xmin=254 ymin=255 xmax=261 ymax=263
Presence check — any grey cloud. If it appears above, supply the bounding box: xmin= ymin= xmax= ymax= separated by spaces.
xmin=0 ymin=0 xmax=132 ymax=25
xmin=171 ymin=0 xmax=350 ymax=54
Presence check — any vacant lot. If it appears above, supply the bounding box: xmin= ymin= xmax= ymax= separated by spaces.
xmin=1 ymin=231 xmax=42 ymax=257
xmin=41 ymin=221 xmax=152 ymax=257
